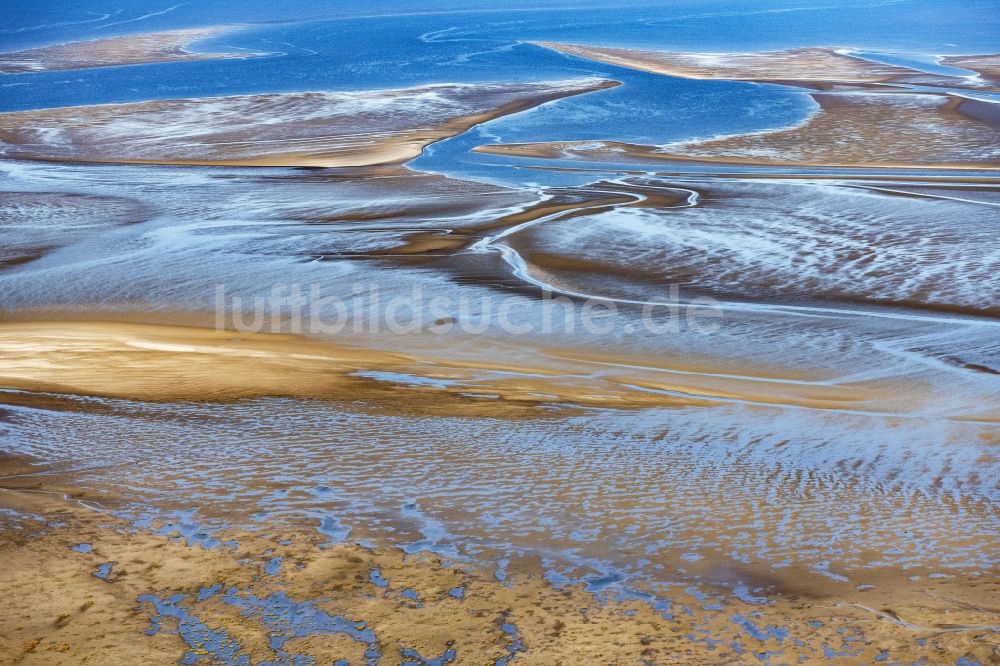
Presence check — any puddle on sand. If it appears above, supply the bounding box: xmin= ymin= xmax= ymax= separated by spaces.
xmin=495 ymin=620 xmax=526 ymax=666
xmin=368 ymin=567 xmax=389 ymax=588
xmin=351 ymin=370 xmax=458 ymax=389
xmin=401 ymin=645 xmax=457 ymax=666
xmin=7 ymin=393 xmax=997 ymax=618
xmin=140 ymin=587 xmax=382 ymax=666
xmin=92 ymin=562 xmax=114 ymax=581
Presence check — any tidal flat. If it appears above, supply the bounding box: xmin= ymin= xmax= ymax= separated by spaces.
xmin=0 ymin=26 xmax=266 ymax=74
xmin=1 ymin=1 xmax=999 ymax=664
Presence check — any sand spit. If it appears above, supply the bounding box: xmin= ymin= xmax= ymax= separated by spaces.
xmin=484 ymin=44 xmax=1000 ymax=170
xmin=476 ymin=91 xmax=1000 ymax=169
xmin=941 ymin=53 xmax=1000 ymax=86
xmin=532 ymin=42 xmax=979 ymax=88
xmin=2 ymin=451 xmax=998 ymax=665
xmin=0 ymin=79 xmax=618 ymax=167
xmin=0 ymin=26 xmax=266 ymax=74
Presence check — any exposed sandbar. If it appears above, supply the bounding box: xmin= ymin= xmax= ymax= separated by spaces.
xmin=940 ymin=53 xmax=1000 ymax=86
xmin=476 ymin=91 xmax=1000 ymax=169
xmin=0 ymin=79 xmax=618 ymax=167
xmin=0 ymin=26 xmax=266 ymax=74
xmin=497 ymin=44 xmax=1000 ymax=169
xmin=533 ymin=41 xmax=948 ymax=87
xmin=0 ymin=319 xmax=958 ymax=417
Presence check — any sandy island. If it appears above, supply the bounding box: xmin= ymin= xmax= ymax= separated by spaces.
xmin=475 ymin=44 xmax=1000 ymax=170
xmin=475 ymin=91 xmax=1000 ymax=169
xmin=0 ymin=26 xmax=268 ymax=74
xmin=0 ymin=79 xmax=618 ymax=167
xmin=534 ymin=42 xmax=926 ymax=87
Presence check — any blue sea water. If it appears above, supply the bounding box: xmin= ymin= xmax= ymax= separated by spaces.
xmin=1 ymin=0 xmax=998 ymax=184
xmin=850 ymin=50 xmax=981 ymax=77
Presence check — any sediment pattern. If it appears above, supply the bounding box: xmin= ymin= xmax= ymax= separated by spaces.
xmin=0 ymin=79 xmax=618 ymax=167
xmin=0 ymin=27 xmax=264 ymax=73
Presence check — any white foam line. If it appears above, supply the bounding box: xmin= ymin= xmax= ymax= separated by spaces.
xmin=471 ymin=179 xmax=697 ymax=252
xmin=851 ymin=185 xmax=1000 ymax=207
xmin=951 ymin=90 xmax=1000 ymax=104
xmin=560 ymin=357 xmax=845 ymax=387
xmin=702 ymin=298 xmax=999 ymax=327
xmin=1 ymin=10 xmax=122 ymax=34
xmin=469 ymin=195 xmax=551 ymax=250
xmin=619 ymin=382 xmax=929 ymax=419
xmin=93 ymin=4 xmax=185 ymax=30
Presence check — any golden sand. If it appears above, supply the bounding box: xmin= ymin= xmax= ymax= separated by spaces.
xmin=0 ymin=318 xmax=969 ymax=419
xmin=1 ymin=29 xmax=997 ymax=666
xmin=2 ymin=447 xmax=997 ymax=664
xmin=533 ymin=42 xmax=919 ymax=86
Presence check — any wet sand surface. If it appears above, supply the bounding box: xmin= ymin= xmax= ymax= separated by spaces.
xmin=0 ymin=317 xmax=973 ymax=416
xmin=2 ymin=447 xmax=998 ymax=665
xmin=0 ymin=79 xmax=617 ymax=167
xmin=941 ymin=54 xmax=1000 ymax=87
xmin=2 ymin=17 xmax=1000 ymax=661
xmin=474 ymin=90 xmax=1000 ymax=169
xmin=477 ymin=44 xmax=1000 ymax=170
xmin=0 ymin=27 xmax=266 ymax=74
xmin=497 ymin=177 xmax=1000 ymax=316
xmin=0 ymin=190 xmax=147 ymax=269
xmin=1 ymin=153 xmax=999 ymax=663
xmin=532 ymin=43 xmax=926 ymax=87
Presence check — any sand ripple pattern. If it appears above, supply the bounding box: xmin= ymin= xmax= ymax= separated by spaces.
xmin=511 ymin=178 xmax=1000 ymax=315
xmin=5 ymin=396 xmax=998 ymax=588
